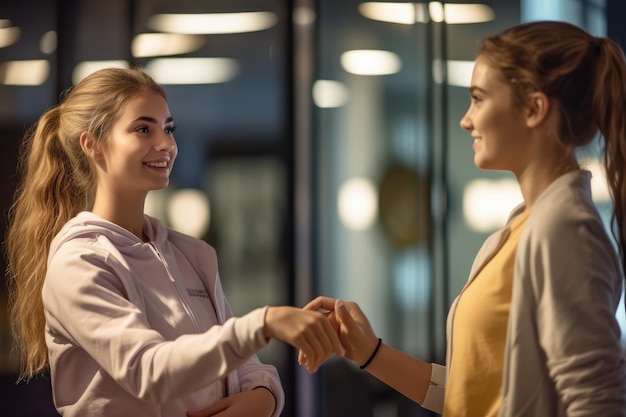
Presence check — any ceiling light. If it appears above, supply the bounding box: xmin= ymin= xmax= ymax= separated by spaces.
xmin=442 ymin=3 xmax=494 ymax=24
xmin=0 ymin=60 xmax=49 ymax=86
xmin=132 ymin=33 xmax=205 ymax=58
xmin=72 ymin=60 xmax=129 ymax=84
xmin=0 ymin=26 xmax=21 ymax=48
xmin=313 ymin=80 xmax=349 ymax=108
xmin=360 ymin=2 xmax=494 ymax=24
xmin=145 ymin=57 xmax=238 ymax=84
xmin=359 ymin=2 xmax=428 ymax=24
xmin=341 ymin=50 xmax=402 ymax=76
xmin=147 ymin=12 xmax=278 ymax=35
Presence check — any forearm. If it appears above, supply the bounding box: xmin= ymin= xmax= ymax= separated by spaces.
xmin=362 ymin=342 xmax=432 ymax=405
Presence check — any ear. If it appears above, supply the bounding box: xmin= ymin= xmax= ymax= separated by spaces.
xmin=524 ymin=91 xmax=551 ymax=128
xmin=79 ymin=132 xmax=102 ymax=160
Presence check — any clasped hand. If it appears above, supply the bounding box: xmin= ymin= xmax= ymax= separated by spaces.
xmin=299 ymin=296 xmax=380 ymax=369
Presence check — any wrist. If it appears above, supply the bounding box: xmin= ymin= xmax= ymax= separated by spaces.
xmin=360 ymin=338 xmax=382 ymax=370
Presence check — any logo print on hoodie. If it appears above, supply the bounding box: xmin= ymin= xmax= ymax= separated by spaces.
xmin=186 ymin=288 xmax=209 ymax=299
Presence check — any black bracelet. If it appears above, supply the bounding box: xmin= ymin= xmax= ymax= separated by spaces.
xmin=360 ymin=338 xmax=382 ymax=369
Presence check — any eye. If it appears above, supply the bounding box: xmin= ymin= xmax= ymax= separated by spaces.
xmin=137 ymin=126 xmax=149 ymax=133
xmin=165 ymin=125 xmax=177 ymax=134
xmin=470 ymin=94 xmax=484 ymax=106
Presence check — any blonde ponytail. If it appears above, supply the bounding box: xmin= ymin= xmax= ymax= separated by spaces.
xmin=5 ymin=67 xmax=165 ymax=380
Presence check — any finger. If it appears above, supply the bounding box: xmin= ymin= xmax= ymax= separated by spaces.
xmin=321 ymin=315 xmax=344 ymax=357
xmin=335 ymin=300 xmax=359 ymax=333
xmin=297 ymin=349 xmax=307 ymax=366
xmin=302 ymin=296 xmax=338 ymax=312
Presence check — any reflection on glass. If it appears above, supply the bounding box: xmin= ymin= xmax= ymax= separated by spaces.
xmin=167 ymin=189 xmax=211 ymax=238
xmin=39 ymin=30 xmax=56 ymax=54
xmin=463 ymin=178 xmax=523 ymax=232
xmin=312 ymin=80 xmax=349 ymax=108
xmin=338 ymin=177 xmax=378 ymax=231
xmin=432 ymin=59 xmax=474 ymax=87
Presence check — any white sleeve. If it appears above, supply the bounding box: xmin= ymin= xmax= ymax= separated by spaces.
xmin=422 ymin=363 xmax=446 ymax=414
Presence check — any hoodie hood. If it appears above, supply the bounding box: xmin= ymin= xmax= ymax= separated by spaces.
xmin=48 ymin=211 xmax=168 ymax=262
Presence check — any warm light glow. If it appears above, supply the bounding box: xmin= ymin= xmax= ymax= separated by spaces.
xmin=293 ymin=6 xmax=316 ymax=26
xmin=0 ymin=26 xmax=20 ymax=48
xmin=338 ymin=178 xmax=379 ymax=231
xmin=341 ymin=50 xmax=402 ymax=76
xmin=40 ymin=30 xmax=57 ymax=54
xmin=0 ymin=60 xmax=49 ymax=86
xmin=72 ymin=60 xmax=129 ymax=84
xmin=463 ymin=178 xmax=522 ymax=232
xmin=312 ymin=80 xmax=349 ymax=108
xmin=132 ymin=33 xmax=205 ymax=58
xmin=0 ymin=19 xmax=11 ymax=28
xmin=443 ymin=3 xmax=494 ymax=24
xmin=429 ymin=2 xmax=445 ymax=22
xmin=147 ymin=12 xmax=278 ymax=35
xmin=167 ymin=189 xmax=211 ymax=238
xmin=358 ymin=2 xmax=417 ymax=24
xmin=432 ymin=59 xmax=474 ymax=87
xmin=145 ymin=57 xmax=238 ymax=85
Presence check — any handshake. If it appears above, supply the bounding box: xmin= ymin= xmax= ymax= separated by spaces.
xmin=263 ymin=296 xmax=381 ymax=374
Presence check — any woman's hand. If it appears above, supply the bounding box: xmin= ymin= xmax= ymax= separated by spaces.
xmin=302 ymin=296 xmax=379 ymax=367
xmin=263 ymin=306 xmax=344 ymax=373
xmin=186 ymin=388 xmax=275 ymax=417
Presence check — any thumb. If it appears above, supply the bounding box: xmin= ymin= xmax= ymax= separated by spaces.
xmin=335 ymin=300 xmax=358 ymax=332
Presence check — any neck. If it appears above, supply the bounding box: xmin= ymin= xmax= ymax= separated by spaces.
xmin=516 ymin=158 xmax=578 ymax=210
xmin=91 ymin=192 xmax=147 ymax=241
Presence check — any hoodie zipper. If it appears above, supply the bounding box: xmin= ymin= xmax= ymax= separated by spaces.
xmin=147 ymin=241 xmax=201 ymax=333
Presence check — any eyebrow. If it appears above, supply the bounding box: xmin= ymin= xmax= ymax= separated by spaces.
xmin=469 ymin=86 xmax=487 ymax=94
xmin=133 ymin=116 xmax=174 ymax=124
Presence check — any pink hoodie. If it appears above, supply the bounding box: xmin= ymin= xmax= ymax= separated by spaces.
xmin=42 ymin=211 xmax=284 ymax=416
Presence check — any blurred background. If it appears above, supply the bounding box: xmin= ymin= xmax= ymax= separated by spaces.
xmin=0 ymin=0 xmax=624 ymax=416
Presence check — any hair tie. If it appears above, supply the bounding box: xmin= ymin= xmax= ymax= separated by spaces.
xmin=360 ymin=338 xmax=382 ymax=370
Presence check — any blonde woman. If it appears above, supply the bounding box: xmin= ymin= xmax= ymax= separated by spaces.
xmin=6 ymin=68 xmax=343 ymax=417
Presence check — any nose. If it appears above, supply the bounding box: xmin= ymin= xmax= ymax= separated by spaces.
xmin=459 ymin=109 xmax=472 ymax=131
xmin=156 ymin=130 xmax=176 ymax=152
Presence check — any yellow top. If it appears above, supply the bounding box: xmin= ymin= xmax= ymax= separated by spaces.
xmin=444 ymin=209 xmax=531 ymax=417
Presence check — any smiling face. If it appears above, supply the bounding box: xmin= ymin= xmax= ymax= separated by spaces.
xmin=460 ymin=55 xmax=531 ymax=174
xmin=94 ymin=88 xmax=177 ymax=200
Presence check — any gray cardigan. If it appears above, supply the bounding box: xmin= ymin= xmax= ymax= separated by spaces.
xmin=424 ymin=170 xmax=626 ymax=416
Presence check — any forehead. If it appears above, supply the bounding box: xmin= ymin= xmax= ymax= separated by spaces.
xmin=470 ymin=55 xmax=512 ymax=96
xmin=122 ymin=89 xmax=171 ymax=119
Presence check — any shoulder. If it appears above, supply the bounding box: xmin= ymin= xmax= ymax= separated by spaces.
xmin=164 ymin=226 xmax=217 ymax=257
xmin=525 ymin=171 xmax=606 ymax=240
